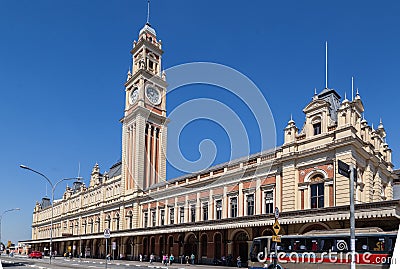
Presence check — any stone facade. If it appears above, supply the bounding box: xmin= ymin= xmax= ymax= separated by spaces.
xmin=25 ymin=19 xmax=400 ymax=264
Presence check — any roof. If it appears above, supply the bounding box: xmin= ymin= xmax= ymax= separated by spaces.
xmin=108 ymin=161 xmax=122 ymax=178
xmin=139 ymin=23 xmax=156 ymax=36
xmin=318 ymin=88 xmax=341 ymax=99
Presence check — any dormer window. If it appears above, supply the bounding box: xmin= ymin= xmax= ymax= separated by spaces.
xmin=313 ymin=122 xmax=321 ymax=135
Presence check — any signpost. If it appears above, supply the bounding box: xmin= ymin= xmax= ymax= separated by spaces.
xmin=273 ymin=219 xmax=281 ymax=236
xmin=338 ymin=160 xmax=356 ymax=269
xmin=272 ymin=207 xmax=281 ymax=242
xmin=272 ymin=235 xmax=281 ymax=243
xmin=104 ymin=229 xmax=110 ymax=269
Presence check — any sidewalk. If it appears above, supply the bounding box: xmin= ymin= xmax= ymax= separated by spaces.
xmin=72 ymin=257 xmax=237 ymax=269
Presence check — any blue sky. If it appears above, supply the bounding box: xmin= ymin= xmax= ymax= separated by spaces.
xmin=0 ymin=0 xmax=399 ymax=244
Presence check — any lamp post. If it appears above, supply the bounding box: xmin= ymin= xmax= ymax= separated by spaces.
xmin=20 ymin=164 xmax=78 ymax=264
xmin=0 ymin=208 xmax=20 ymax=255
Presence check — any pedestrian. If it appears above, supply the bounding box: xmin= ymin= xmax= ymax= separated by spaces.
xmin=236 ymin=256 xmax=241 ymax=268
xmin=150 ymin=253 xmax=154 ymax=264
xmin=139 ymin=253 xmax=143 ymax=262
xmin=185 ymin=255 xmax=189 ymax=264
xmin=163 ymin=254 xmax=167 ymax=265
xmin=169 ymin=253 xmax=174 ymax=265
xmin=190 ymin=253 xmax=195 ymax=265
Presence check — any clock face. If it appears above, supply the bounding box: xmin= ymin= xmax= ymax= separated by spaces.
xmin=146 ymin=86 xmax=161 ymax=105
xmin=129 ymin=87 xmax=139 ymax=104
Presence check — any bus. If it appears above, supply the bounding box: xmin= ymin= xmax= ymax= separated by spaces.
xmin=249 ymin=228 xmax=397 ymax=269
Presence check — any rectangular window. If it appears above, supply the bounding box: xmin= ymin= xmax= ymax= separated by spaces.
xmin=190 ymin=205 xmax=196 ymax=222
xmin=230 ymin=197 xmax=238 ymax=218
xmin=169 ymin=208 xmax=174 ymax=224
xmin=247 ymin=194 xmax=255 ymax=215
xmin=179 ymin=206 xmax=185 ymax=223
xmin=202 ymin=202 xmax=208 ymax=221
xmin=151 ymin=211 xmax=156 ymax=227
xmin=144 ymin=212 xmax=148 ymax=228
xmin=311 ymin=183 xmax=324 ymax=208
xmin=313 ymin=122 xmax=321 ymax=135
xmin=215 ymin=200 xmax=222 ymax=220
xmin=264 ymin=190 xmax=274 ymax=214
xmin=160 ymin=209 xmax=165 ymax=226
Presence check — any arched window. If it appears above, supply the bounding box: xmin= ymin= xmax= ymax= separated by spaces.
xmin=311 ymin=116 xmax=322 ymax=135
xmin=127 ymin=211 xmax=133 ymax=229
xmin=115 ymin=213 xmax=120 ymax=231
xmin=96 ymin=217 xmax=101 ymax=233
xmin=89 ymin=218 xmax=94 ymax=234
xmin=106 ymin=215 xmax=111 ymax=229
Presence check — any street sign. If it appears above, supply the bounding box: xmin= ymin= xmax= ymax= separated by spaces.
xmin=338 ymin=160 xmax=350 ymax=178
xmin=104 ymin=228 xmax=111 ymax=239
xmin=273 ymin=219 xmax=281 ymax=235
xmin=274 ymin=207 xmax=280 ymax=219
xmin=272 ymin=235 xmax=281 ymax=242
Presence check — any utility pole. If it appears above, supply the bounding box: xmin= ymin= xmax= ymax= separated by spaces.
xmin=338 ymin=160 xmax=356 ymax=269
xmin=350 ymin=165 xmax=356 ymax=269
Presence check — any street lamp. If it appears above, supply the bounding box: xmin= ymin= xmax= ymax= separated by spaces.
xmin=0 ymin=208 xmax=20 ymax=255
xmin=20 ymin=164 xmax=78 ymax=264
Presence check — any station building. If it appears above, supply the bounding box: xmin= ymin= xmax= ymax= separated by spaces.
xmin=24 ymin=18 xmax=400 ymax=264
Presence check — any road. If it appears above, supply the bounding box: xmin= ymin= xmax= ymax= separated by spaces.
xmin=1 ymin=255 xmax=165 ymax=269
xmin=0 ymin=256 xmax=227 ymax=269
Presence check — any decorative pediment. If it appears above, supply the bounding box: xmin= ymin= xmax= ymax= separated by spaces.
xmin=303 ymin=99 xmax=330 ymax=113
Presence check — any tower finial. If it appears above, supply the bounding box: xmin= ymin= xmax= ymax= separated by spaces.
xmin=325 ymin=41 xmax=328 ymax=89
xmin=351 ymin=76 xmax=354 ymax=101
xmin=313 ymin=88 xmax=318 ymax=100
xmin=146 ymin=0 xmax=151 ymax=25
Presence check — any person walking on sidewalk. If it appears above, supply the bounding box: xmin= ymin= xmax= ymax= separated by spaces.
xmin=169 ymin=253 xmax=174 ymax=265
xmin=163 ymin=254 xmax=167 ymax=265
xmin=236 ymin=256 xmax=241 ymax=268
xmin=190 ymin=253 xmax=195 ymax=265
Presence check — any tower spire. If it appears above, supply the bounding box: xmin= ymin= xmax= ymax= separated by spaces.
xmin=146 ymin=0 xmax=151 ymax=25
xmin=351 ymin=76 xmax=354 ymax=101
xmin=325 ymin=41 xmax=328 ymax=89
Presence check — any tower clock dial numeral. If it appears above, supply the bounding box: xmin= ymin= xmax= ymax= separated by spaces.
xmin=129 ymin=87 xmax=139 ymax=104
xmin=146 ymin=87 xmax=161 ymax=105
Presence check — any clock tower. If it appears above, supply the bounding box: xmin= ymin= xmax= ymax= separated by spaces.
xmin=121 ymin=21 xmax=167 ymax=194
